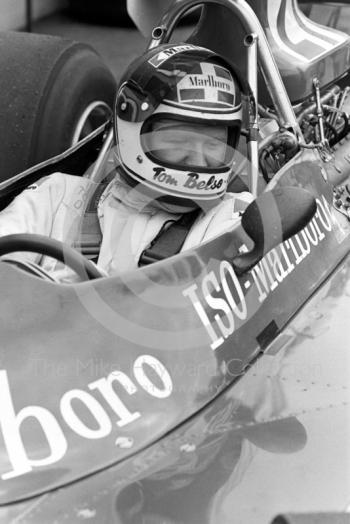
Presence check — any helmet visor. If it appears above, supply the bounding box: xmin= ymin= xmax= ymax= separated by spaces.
xmin=141 ymin=118 xmax=239 ymax=173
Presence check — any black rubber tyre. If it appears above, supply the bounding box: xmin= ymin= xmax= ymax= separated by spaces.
xmin=0 ymin=31 xmax=116 ymax=183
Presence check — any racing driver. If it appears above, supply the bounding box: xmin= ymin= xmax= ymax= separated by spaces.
xmin=0 ymin=44 xmax=252 ymax=282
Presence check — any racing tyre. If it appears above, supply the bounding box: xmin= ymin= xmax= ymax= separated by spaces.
xmin=0 ymin=31 xmax=116 ymax=182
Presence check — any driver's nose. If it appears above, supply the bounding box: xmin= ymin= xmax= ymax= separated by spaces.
xmin=184 ymin=143 xmax=208 ymax=167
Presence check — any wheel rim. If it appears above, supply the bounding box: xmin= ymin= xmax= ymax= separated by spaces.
xmin=71 ymin=101 xmax=112 ymax=145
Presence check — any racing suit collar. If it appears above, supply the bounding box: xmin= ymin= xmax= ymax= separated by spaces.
xmin=113 ymin=168 xmax=198 ymax=215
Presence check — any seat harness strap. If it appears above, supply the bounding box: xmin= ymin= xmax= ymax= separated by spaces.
xmin=77 ymin=177 xmax=200 ymax=267
xmin=73 ymin=175 xmax=114 ymax=260
xmin=139 ymin=208 xmax=200 ymax=267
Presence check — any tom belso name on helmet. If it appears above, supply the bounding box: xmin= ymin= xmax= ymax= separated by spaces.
xmin=153 ymin=167 xmax=224 ymax=191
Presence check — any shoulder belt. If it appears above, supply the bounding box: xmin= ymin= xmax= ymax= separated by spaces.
xmin=73 ymin=174 xmax=114 ymax=260
xmin=139 ymin=208 xmax=200 ymax=267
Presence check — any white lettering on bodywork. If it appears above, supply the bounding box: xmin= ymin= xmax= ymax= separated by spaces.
xmin=0 ymin=370 xmax=67 ymax=480
xmin=0 ymin=355 xmax=173 ymax=480
xmin=183 ymin=195 xmax=334 ymax=349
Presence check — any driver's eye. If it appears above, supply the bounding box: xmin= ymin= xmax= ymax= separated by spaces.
xmin=142 ymin=122 xmax=229 ymax=167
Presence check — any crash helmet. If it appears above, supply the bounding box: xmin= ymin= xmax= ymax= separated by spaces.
xmin=114 ymin=44 xmax=243 ymax=204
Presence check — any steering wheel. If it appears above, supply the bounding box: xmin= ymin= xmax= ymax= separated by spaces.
xmin=0 ymin=233 xmax=103 ymax=281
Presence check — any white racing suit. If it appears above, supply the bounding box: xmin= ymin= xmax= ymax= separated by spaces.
xmin=0 ymin=171 xmax=252 ymax=282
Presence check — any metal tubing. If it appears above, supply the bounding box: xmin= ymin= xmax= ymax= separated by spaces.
xmin=244 ymin=33 xmax=259 ymax=196
xmin=296 ymin=86 xmax=340 ymax=123
xmin=313 ymin=78 xmax=327 ymax=145
xmin=148 ymin=0 xmax=303 ymax=140
xmin=245 ymin=33 xmax=258 ymax=97
xmin=86 ymin=127 xmax=114 ymax=183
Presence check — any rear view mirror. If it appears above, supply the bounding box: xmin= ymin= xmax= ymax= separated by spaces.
xmin=232 ymin=187 xmax=317 ymax=275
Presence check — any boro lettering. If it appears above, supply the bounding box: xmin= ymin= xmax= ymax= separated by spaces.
xmin=0 ymin=355 xmax=173 ymax=480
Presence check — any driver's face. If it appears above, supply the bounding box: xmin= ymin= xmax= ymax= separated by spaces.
xmin=145 ymin=119 xmax=228 ymax=168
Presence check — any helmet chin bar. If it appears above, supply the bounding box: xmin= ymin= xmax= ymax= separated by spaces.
xmin=117 ymin=114 xmax=235 ymax=201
